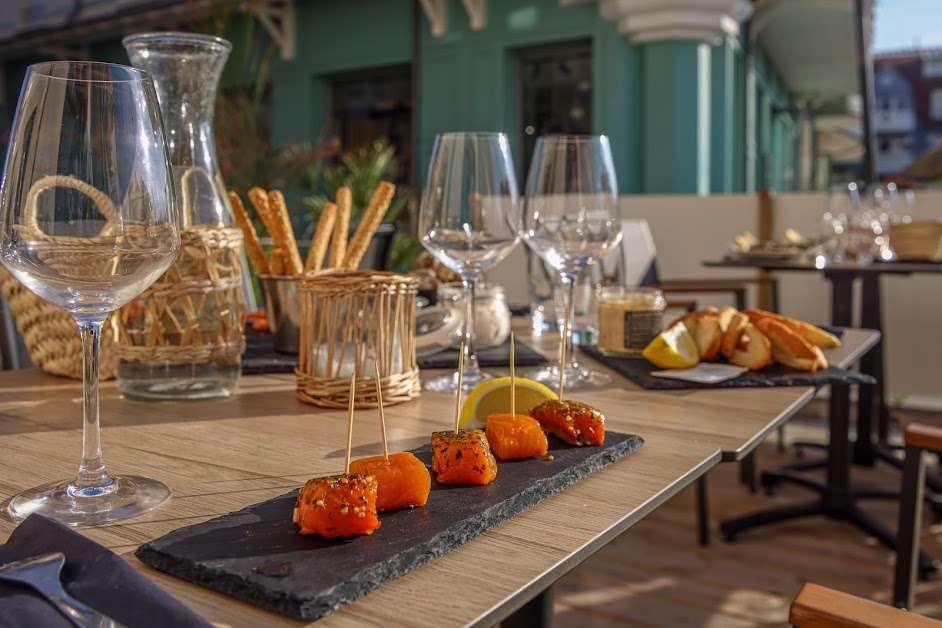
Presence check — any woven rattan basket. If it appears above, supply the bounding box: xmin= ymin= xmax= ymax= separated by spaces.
xmin=890 ymin=220 xmax=942 ymax=262
xmin=0 ymin=265 xmax=117 ymax=380
xmin=296 ymin=270 xmax=419 ymax=408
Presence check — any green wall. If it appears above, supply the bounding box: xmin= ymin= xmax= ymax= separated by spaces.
xmin=416 ymin=0 xmax=639 ymax=192
xmin=0 ymin=0 xmax=802 ymax=195
xmin=269 ymin=0 xmax=413 ymax=148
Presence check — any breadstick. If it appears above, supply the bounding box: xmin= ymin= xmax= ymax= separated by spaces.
xmin=329 ymin=186 xmax=352 ymax=269
xmin=305 ymin=201 xmax=337 ymax=272
xmin=267 ymin=190 xmax=304 ymax=275
xmin=228 ymin=190 xmax=270 ymax=276
xmin=343 ymin=181 xmax=395 ymax=270
xmin=269 ymin=247 xmax=287 ymax=275
xmin=247 ymin=187 xmax=275 ymax=237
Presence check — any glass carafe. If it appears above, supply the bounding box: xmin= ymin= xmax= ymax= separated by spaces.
xmin=117 ymin=32 xmax=244 ymax=400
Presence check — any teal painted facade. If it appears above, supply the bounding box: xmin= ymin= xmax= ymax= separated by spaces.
xmin=0 ymin=0 xmax=802 ymax=195
xmin=263 ymin=0 xmax=799 ymax=194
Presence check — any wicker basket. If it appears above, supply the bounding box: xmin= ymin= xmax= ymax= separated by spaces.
xmin=890 ymin=220 xmax=942 ymax=262
xmin=0 ymin=266 xmax=117 ymax=379
xmin=296 ymin=270 xmax=419 ymax=408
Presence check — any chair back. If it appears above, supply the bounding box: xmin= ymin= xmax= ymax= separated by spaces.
xmin=619 ymin=218 xmax=660 ymax=287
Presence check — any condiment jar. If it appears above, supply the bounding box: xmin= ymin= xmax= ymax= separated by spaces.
xmin=597 ymin=287 xmax=666 ymax=356
xmin=439 ymin=283 xmax=512 ymax=349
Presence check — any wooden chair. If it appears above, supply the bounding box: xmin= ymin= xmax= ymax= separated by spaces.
xmin=619 ymin=218 xmax=779 ymax=313
xmin=894 ymin=423 xmax=942 ymax=610
xmin=791 ymin=582 xmax=942 ymax=627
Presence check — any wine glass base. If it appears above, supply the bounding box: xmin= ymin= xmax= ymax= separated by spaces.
xmin=524 ymin=365 xmax=612 ymax=392
xmin=1 ymin=475 xmax=171 ymax=526
xmin=423 ymin=370 xmax=493 ymax=394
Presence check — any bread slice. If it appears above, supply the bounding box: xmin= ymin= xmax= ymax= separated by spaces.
xmin=689 ymin=315 xmax=722 ymax=361
xmin=668 ymin=307 xmax=719 ymax=330
xmin=743 ymin=309 xmax=841 ymax=348
xmin=755 ymin=318 xmax=820 ymax=371
xmin=729 ymin=324 xmax=773 ymax=370
xmin=717 ymin=306 xmax=738 ymax=333
xmin=721 ymin=312 xmax=749 ymax=359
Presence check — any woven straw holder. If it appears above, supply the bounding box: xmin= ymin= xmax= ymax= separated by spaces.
xmin=0 ymin=175 xmax=127 ymax=379
xmin=296 ymin=270 xmax=420 ymax=409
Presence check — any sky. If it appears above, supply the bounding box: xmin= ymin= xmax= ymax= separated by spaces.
xmin=874 ymin=0 xmax=942 ymax=51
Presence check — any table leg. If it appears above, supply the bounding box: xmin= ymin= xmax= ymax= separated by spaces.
xmin=503 ymin=587 xmax=554 ymax=628
xmin=826 ymin=272 xmax=855 ymax=328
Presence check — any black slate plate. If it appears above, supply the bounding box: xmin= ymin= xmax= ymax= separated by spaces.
xmin=136 ymin=432 xmax=643 ymax=620
xmin=581 ymin=345 xmax=875 ymax=390
xmin=241 ymin=326 xmax=298 ymax=375
xmin=417 ymin=337 xmax=548 ymax=369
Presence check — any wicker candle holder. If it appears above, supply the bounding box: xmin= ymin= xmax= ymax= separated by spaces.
xmin=296 ymin=270 xmax=419 ymax=408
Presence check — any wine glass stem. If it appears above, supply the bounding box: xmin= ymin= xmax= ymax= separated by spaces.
xmin=75 ymin=318 xmax=111 ymax=490
xmin=560 ymin=273 xmax=578 ymax=372
xmin=461 ymin=277 xmax=481 ymax=379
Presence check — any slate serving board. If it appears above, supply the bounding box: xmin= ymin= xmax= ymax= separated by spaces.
xmin=417 ymin=337 xmax=548 ymax=369
xmin=580 ymin=345 xmax=875 ymax=390
xmin=136 ymin=432 xmax=643 ymax=620
xmin=241 ymin=331 xmax=549 ymax=374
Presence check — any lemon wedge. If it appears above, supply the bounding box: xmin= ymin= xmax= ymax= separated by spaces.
xmin=459 ymin=377 xmax=558 ymax=429
xmin=642 ymin=322 xmax=700 ymax=369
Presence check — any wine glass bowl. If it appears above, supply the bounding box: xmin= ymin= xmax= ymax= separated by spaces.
xmin=521 ymin=135 xmax=621 ymax=391
xmin=0 ymin=61 xmax=179 ymax=525
xmin=419 ymin=132 xmax=520 ymax=392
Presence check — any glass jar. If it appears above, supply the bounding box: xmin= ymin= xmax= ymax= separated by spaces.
xmin=440 ymin=283 xmax=512 ymax=349
xmin=116 ymin=33 xmax=244 ymax=400
xmin=597 ymin=287 xmax=666 ymax=356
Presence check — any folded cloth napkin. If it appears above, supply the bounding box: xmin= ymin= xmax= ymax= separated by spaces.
xmin=0 ymin=514 xmax=213 ymax=628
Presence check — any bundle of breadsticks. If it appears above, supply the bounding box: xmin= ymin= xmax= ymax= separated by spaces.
xmin=670 ymin=307 xmax=841 ymax=371
xmin=229 ymin=181 xmax=397 ymax=276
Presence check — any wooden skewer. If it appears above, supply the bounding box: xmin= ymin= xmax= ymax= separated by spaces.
xmin=374 ymin=360 xmax=388 ymax=461
xmin=344 ymin=373 xmax=355 ymax=474
xmin=454 ymin=341 xmax=465 ymax=434
xmin=510 ymin=332 xmax=516 ymax=415
xmin=558 ymin=303 xmax=569 ymax=400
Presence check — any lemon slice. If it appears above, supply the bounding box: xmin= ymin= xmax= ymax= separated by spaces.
xmin=459 ymin=377 xmax=558 ymax=429
xmin=642 ymin=322 xmax=700 ymax=369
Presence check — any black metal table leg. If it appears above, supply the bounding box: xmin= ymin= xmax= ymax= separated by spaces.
xmin=503 ymin=587 xmax=554 ymax=628
xmin=697 ymin=475 xmax=710 ymax=546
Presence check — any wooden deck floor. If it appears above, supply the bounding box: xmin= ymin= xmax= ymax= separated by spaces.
xmin=552 ymin=415 xmax=942 ymax=626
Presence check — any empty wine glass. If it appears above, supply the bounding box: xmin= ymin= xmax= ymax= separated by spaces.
xmin=521 ymin=135 xmax=621 ymax=390
xmin=419 ymin=132 xmax=520 ymax=392
xmin=0 ymin=61 xmax=180 ymax=525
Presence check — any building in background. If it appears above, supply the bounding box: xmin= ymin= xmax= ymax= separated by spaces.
xmin=873 ymin=48 xmax=942 ymax=179
xmin=0 ymin=0 xmax=870 ymax=195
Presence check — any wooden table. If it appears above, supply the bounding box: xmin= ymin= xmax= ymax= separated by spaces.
xmin=0 ymin=327 xmax=877 ymax=626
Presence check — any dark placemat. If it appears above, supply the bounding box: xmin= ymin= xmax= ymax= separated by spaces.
xmin=580 ymin=345 xmax=875 ymax=390
xmin=242 ymin=326 xmax=298 ymax=375
xmin=418 ymin=337 xmax=548 ymax=369
xmin=136 ymin=431 xmax=643 ymax=620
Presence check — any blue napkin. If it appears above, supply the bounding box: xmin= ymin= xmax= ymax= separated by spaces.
xmin=0 ymin=514 xmax=212 ymax=628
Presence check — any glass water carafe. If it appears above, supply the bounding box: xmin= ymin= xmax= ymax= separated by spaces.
xmin=117 ymin=32 xmax=244 ymax=400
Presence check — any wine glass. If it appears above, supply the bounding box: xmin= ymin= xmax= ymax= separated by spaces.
xmin=419 ymin=132 xmax=520 ymax=392
xmin=521 ymin=135 xmax=621 ymax=390
xmin=0 ymin=61 xmax=180 ymax=525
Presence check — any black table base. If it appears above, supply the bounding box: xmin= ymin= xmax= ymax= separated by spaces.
xmin=719 ymin=383 xmax=940 ymax=576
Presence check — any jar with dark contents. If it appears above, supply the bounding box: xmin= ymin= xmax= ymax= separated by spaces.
xmin=597 ymin=287 xmax=666 ymax=356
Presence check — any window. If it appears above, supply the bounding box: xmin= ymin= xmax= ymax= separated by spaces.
xmin=923 ymin=59 xmax=942 ymax=78
xmin=328 ymin=65 xmax=412 ymax=185
xmin=516 ymin=41 xmax=593 ymax=177
xmin=931 ymin=88 xmax=942 ymax=120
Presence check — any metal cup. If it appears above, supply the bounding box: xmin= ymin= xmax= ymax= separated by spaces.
xmin=257 ymin=275 xmax=300 ymax=354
